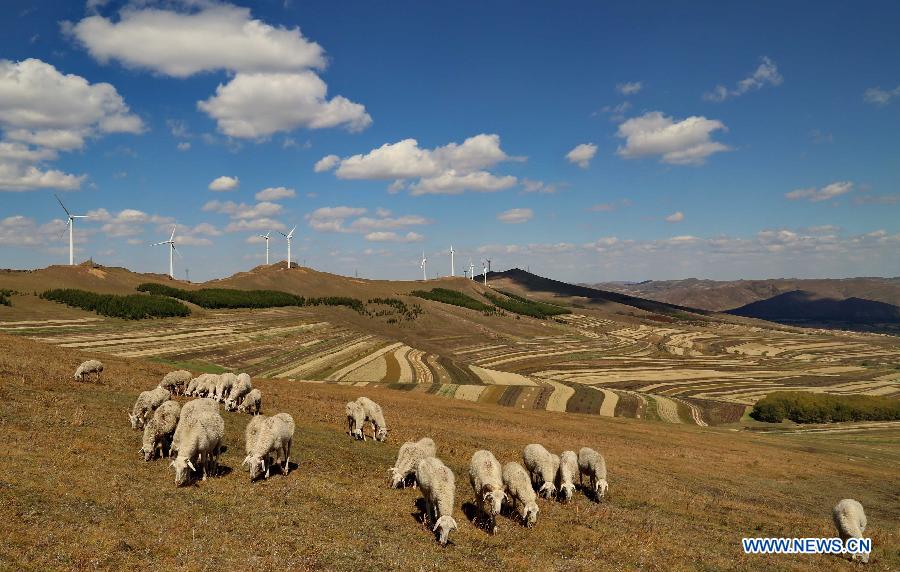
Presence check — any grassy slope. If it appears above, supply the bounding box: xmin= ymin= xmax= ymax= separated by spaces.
xmin=0 ymin=333 xmax=897 ymax=571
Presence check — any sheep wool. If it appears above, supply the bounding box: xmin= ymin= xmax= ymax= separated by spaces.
xmin=355 ymin=396 xmax=388 ymax=442
xmin=171 ymin=398 xmax=219 ymax=456
xmin=74 ymin=360 xmax=104 ymax=382
xmin=237 ymin=388 xmax=262 ymax=415
xmin=129 ymin=386 xmax=171 ymax=430
xmin=345 ymin=401 xmax=365 ymax=440
xmin=390 ymin=438 xmax=436 ymax=488
xmin=468 ymin=450 xmax=506 ymax=534
xmin=243 ymin=412 xmax=295 ymax=480
xmin=502 ymin=461 xmax=539 ymax=527
xmin=160 ymin=370 xmax=191 ymax=396
xmin=140 ymin=400 xmax=181 ymax=461
xmin=416 ymin=457 xmax=458 ymax=546
xmin=556 ymin=450 xmax=578 ymax=502
xmin=577 ymin=447 xmax=609 ymax=501
xmin=170 ymin=409 xmax=224 ymax=486
xmin=832 ymin=499 xmax=869 ymax=563
xmin=523 ymin=443 xmax=558 ymax=499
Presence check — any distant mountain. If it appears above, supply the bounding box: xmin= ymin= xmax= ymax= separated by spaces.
xmin=726 ymin=290 xmax=900 ymax=324
xmin=589 ymin=277 xmax=900 ymax=312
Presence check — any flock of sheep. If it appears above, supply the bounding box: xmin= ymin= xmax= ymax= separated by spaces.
xmin=77 ymin=358 xmax=873 ymax=560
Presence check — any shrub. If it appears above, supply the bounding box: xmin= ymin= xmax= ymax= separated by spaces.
xmin=485 ymin=291 xmax=571 ymax=318
xmin=41 ymin=289 xmax=190 ymax=319
xmin=410 ymin=288 xmax=495 ymax=312
xmin=751 ymin=391 xmax=900 ymax=423
xmin=0 ymin=289 xmax=14 ymax=307
xmin=136 ymin=283 xmax=365 ymax=313
xmin=368 ymin=298 xmax=423 ymax=321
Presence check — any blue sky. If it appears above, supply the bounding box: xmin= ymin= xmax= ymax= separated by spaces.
xmin=1 ymin=0 xmax=898 ymax=282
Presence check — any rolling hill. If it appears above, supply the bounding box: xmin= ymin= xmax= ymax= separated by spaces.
xmin=727 ymin=290 xmax=900 ymax=324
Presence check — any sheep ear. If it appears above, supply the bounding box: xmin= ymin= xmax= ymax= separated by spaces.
xmin=186 ymin=460 xmax=196 ymax=471
xmin=432 ymin=521 xmax=439 ymax=532
xmin=242 ymin=455 xmax=251 ymax=466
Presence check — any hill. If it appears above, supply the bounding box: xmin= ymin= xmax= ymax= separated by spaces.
xmin=727 ymin=290 xmax=900 ymax=325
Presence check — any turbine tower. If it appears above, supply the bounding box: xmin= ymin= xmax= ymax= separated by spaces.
xmin=420 ymin=251 xmax=428 ymax=281
xmin=258 ymin=231 xmax=271 ymax=265
xmin=152 ymin=224 xmax=179 ymax=279
xmin=278 ymin=226 xmax=297 ymax=269
xmin=482 ymin=259 xmax=488 ymax=286
xmin=55 ymin=194 xmax=88 ymax=266
xmin=469 ymin=260 xmax=475 ymax=280
xmin=449 ymin=245 xmax=455 ymax=277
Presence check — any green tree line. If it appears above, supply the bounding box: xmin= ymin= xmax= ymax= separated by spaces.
xmin=41 ymin=289 xmax=191 ymax=319
xmin=751 ymin=391 xmax=900 ymax=423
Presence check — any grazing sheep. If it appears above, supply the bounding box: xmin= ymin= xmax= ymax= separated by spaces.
xmin=356 ymin=396 xmax=388 ymax=441
xmin=556 ymin=450 xmax=578 ymax=502
xmin=242 ymin=412 xmax=295 ymax=480
xmin=345 ymin=401 xmax=365 ymax=440
xmin=502 ymin=461 xmax=539 ymax=527
xmin=225 ymin=373 xmax=252 ymax=410
xmin=468 ymin=450 xmax=506 ymax=534
xmin=237 ymin=388 xmax=262 ymax=415
xmin=139 ymin=400 xmax=181 ymax=461
xmin=389 ymin=438 xmax=436 ymax=489
xmin=523 ymin=443 xmax=558 ymax=499
xmin=170 ymin=409 xmax=225 ymax=486
xmin=416 ymin=457 xmax=458 ymax=546
xmin=185 ymin=376 xmax=201 ymax=397
xmin=159 ymin=370 xmax=191 ymax=396
xmin=74 ymin=359 xmax=104 ymax=382
xmin=171 ymin=398 xmax=219 ymax=457
xmin=832 ymin=499 xmax=870 ymax=563
xmin=213 ymin=373 xmax=237 ymax=403
xmin=186 ymin=373 xmax=216 ymax=398
xmin=128 ymin=386 xmax=171 ymax=430
xmin=245 ymin=415 xmax=268 ymax=456
xmin=578 ymin=447 xmax=609 ymax=501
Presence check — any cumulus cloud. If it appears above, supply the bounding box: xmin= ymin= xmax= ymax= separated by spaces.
xmin=177 ymin=141 xmax=191 ymax=151
xmin=616 ymin=81 xmax=642 ymax=95
xmin=665 ymin=211 xmax=685 ymax=223
xmin=595 ymin=101 xmax=632 ymax=122
xmin=0 ymin=215 xmax=66 ymax=246
xmin=565 ymin=143 xmax=598 ymax=168
xmin=615 ymin=111 xmax=730 ymax=165
xmin=703 ymin=57 xmax=782 ymax=102
xmin=497 ymin=208 xmax=533 ymax=224
xmin=520 ymin=178 xmax=561 ymax=194
xmin=224 ymin=217 xmax=286 ymax=233
xmin=84 ymin=207 xmax=174 ymax=238
xmin=785 ymin=181 xmax=854 ymax=203
xmin=863 ymin=86 xmax=900 ymax=106
xmin=202 ymin=199 xmax=282 ymax=219
xmin=364 ymin=231 xmax=424 ymax=243
xmin=320 ymin=134 xmax=518 ymax=195
xmin=70 ymin=4 xmax=370 ymax=139
xmin=306 ymin=206 xmax=429 ymax=236
xmin=208 ymin=175 xmax=239 ymax=191
xmin=255 ymin=186 xmax=295 ymax=201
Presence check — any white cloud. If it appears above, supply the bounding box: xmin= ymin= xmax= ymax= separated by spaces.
xmin=202 ymin=199 xmax=282 ymax=220
xmin=616 ymin=81 xmax=642 ymax=95
xmin=665 ymin=211 xmax=685 ymax=223
xmin=197 ymin=71 xmax=371 ymax=138
xmin=785 ymin=181 xmax=854 ymax=203
xmin=703 ymin=57 xmax=782 ymax=101
xmin=0 ymin=162 xmax=84 ymax=192
xmin=208 ymin=175 xmax=239 ymax=191
xmin=615 ymin=111 xmax=730 ymax=165
xmin=364 ymin=231 xmax=424 ymax=243
xmin=314 ymin=154 xmax=340 ymax=172
xmin=863 ymin=86 xmax=900 ymax=106
xmin=596 ymin=101 xmax=632 ymax=121
xmin=520 ymin=178 xmax=560 ymax=194
xmin=224 ymin=217 xmax=286 ymax=233
xmin=497 ymin=208 xmax=533 ymax=224
xmin=0 ymin=215 xmax=66 ymax=246
xmin=177 ymin=141 xmax=191 ymax=151
xmin=348 ymin=215 xmax=429 ymax=232
xmin=565 ymin=143 xmax=598 ymax=168
xmin=324 ymin=134 xmax=518 ymax=195
xmin=306 ymin=206 xmax=429 ymax=235
xmin=255 ymin=186 xmax=295 ymax=201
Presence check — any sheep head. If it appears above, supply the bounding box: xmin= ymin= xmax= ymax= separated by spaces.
xmin=376 ymin=426 xmax=388 ymax=442
xmin=433 ymin=515 xmax=458 ymax=545
xmin=128 ymin=413 xmax=141 ymax=430
xmin=243 ymin=454 xmax=266 ymax=481
xmin=559 ymin=482 xmax=576 ymax=502
xmin=596 ymin=478 xmax=609 ymax=500
xmin=170 ymin=457 xmax=195 ymax=486
xmin=388 ymin=467 xmax=405 ymax=489
xmin=538 ymin=482 xmax=557 ymax=499
xmin=523 ymin=501 xmax=540 ymax=527
xmin=483 ymin=488 xmax=505 ymax=516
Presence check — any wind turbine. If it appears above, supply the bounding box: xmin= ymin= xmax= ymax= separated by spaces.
xmin=54 ymin=194 xmax=88 ymax=266
xmin=258 ymin=231 xmax=271 ymax=265
xmin=482 ymin=259 xmax=488 ymax=286
xmin=468 ymin=260 xmax=475 ymax=280
xmin=449 ymin=245 xmax=455 ymax=277
xmin=420 ymin=251 xmax=428 ymax=281
xmin=152 ymin=224 xmax=180 ymax=279
xmin=278 ymin=226 xmax=296 ymax=269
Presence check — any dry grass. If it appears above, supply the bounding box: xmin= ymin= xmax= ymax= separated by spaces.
xmin=0 ymin=333 xmax=897 ymax=571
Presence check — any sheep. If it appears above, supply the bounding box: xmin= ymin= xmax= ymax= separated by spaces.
xmin=355 ymin=396 xmax=388 ymax=441
xmin=139 ymin=400 xmax=181 ymax=461
xmin=502 ymin=461 xmax=539 ymax=527
xmin=225 ymin=373 xmax=252 ymax=410
xmin=171 ymin=398 xmax=219 ymax=457
xmin=389 ymin=438 xmax=436 ymax=489
xmin=578 ymin=447 xmax=609 ymax=501
xmin=832 ymin=499 xmax=869 ymax=563
xmin=556 ymin=450 xmax=578 ymax=502
xmin=160 ymin=370 xmax=191 ymax=396
xmin=74 ymin=359 xmax=104 ymax=382
xmin=185 ymin=376 xmax=201 ymax=397
xmin=416 ymin=457 xmax=458 ymax=546
xmin=170 ymin=409 xmax=224 ymax=486
xmin=345 ymin=401 xmax=365 ymax=440
xmin=186 ymin=373 xmax=216 ymax=397
xmin=523 ymin=443 xmax=558 ymax=499
xmin=128 ymin=386 xmax=171 ymax=430
xmin=213 ymin=373 xmax=237 ymax=403
xmin=242 ymin=412 xmax=295 ymax=480
xmin=468 ymin=450 xmax=506 ymax=534
xmin=237 ymin=388 xmax=262 ymax=415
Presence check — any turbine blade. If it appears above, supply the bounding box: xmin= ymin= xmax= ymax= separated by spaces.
xmin=169 ymin=224 xmax=177 ymax=241
xmin=151 ymin=241 xmax=165 ymax=246
xmin=173 ymin=245 xmax=183 ymax=259
xmin=54 ymin=194 xmax=71 ymax=217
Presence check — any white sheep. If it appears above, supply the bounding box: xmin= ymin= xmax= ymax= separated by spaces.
xmin=832 ymin=499 xmax=869 ymax=563
xmin=356 ymin=396 xmax=388 ymax=441
xmin=160 ymin=370 xmax=191 ymax=396
xmin=416 ymin=456 xmax=458 ymax=546
xmin=186 ymin=373 xmax=216 ymax=397
xmin=74 ymin=359 xmax=104 ymax=382
xmin=469 ymin=450 xmax=506 ymax=534
xmin=139 ymin=400 xmax=181 ymax=461
xmin=128 ymin=386 xmax=171 ymax=430
xmin=171 ymin=398 xmax=219 ymax=457
xmin=225 ymin=373 xmax=252 ymax=410
xmin=213 ymin=372 xmax=237 ymax=403
xmin=502 ymin=461 xmax=539 ymax=527
xmin=237 ymin=388 xmax=262 ymax=415
xmin=523 ymin=443 xmax=558 ymax=499
xmin=389 ymin=437 xmax=436 ymax=489
xmin=242 ymin=412 xmax=295 ymax=480
xmin=556 ymin=450 xmax=578 ymax=502
xmin=577 ymin=447 xmax=609 ymax=501
xmin=345 ymin=401 xmax=365 ymax=440
xmin=170 ymin=409 xmax=224 ymax=486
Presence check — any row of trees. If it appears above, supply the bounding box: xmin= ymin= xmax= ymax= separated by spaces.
xmin=41 ymin=289 xmax=191 ymax=319
xmin=136 ymin=283 xmax=366 ymax=313
xmin=486 ymin=291 xmax=571 ymax=319
xmin=751 ymin=391 xmax=900 ymax=423
xmin=410 ymin=288 xmax=496 ymax=314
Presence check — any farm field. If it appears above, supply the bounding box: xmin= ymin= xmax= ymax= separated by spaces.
xmin=0 ymin=332 xmax=897 ymax=570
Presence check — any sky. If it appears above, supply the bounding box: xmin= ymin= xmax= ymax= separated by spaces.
xmin=0 ymin=0 xmax=898 ymax=283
